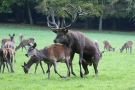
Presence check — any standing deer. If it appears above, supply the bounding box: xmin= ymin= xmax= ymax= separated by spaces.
xmin=22 ymin=55 xmax=45 ymax=74
xmin=25 ymin=43 xmax=71 ymax=79
xmin=19 ymin=33 xmax=24 ymax=42
xmin=103 ymin=40 xmax=115 ymax=51
xmin=0 ymin=48 xmax=14 ymax=73
xmin=120 ymin=40 xmax=133 ymax=53
xmin=47 ymin=4 xmax=100 ymax=78
xmin=1 ymin=34 xmax=15 ymax=48
xmin=15 ymin=38 xmax=35 ymax=51
xmin=4 ymin=34 xmax=16 ymax=62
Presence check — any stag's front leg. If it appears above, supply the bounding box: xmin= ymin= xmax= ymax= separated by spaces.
xmin=34 ymin=60 xmax=40 ymax=74
xmin=79 ymin=51 xmax=84 ymax=78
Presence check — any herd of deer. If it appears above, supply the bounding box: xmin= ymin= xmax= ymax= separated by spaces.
xmin=0 ymin=4 xmax=133 ymax=79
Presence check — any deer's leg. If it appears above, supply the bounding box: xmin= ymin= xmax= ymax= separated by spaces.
xmin=130 ymin=46 xmax=132 ymax=53
xmin=14 ymin=52 xmax=16 ymax=62
xmin=24 ymin=46 xmax=27 ymax=51
xmin=47 ymin=64 xmax=50 ymax=79
xmin=34 ymin=60 xmax=40 ymax=74
xmin=6 ymin=59 xmax=14 ymax=73
xmin=53 ymin=61 xmax=65 ymax=78
xmin=5 ymin=62 xmax=9 ymax=72
xmin=46 ymin=64 xmax=52 ymax=73
xmin=70 ymin=52 xmax=76 ymax=76
xmin=79 ymin=51 xmax=84 ymax=78
xmin=39 ymin=61 xmax=45 ymax=74
xmin=82 ymin=60 xmax=89 ymax=75
xmin=65 ymin=59 xmax=70 ymax=77
xmin=2 ymin=62 xmax=5 ymax=73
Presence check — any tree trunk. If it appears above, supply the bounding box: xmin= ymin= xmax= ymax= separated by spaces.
xmin=99 ymin=15 xmax=103 ymax=31
xmin=84 ymin=18 xmax=88 ymax=29
xmin=27 ymin=2 xmax=33 ymax=25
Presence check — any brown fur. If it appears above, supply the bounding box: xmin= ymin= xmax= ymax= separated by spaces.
xmin=15 ymin=38 xmax=35 ymax=51
xmin=103 ymin=40 xmax=115 ymax=51
xmin=120 ymin=40 xmax=133 ymax=53
xmin=22 ymin=56 xmax=45 ymax=74
xmin=25 ymin=43 xmax=71 ymax=79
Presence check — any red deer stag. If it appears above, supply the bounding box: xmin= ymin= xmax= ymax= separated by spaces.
xmin=15 ymin=38 xmax=35 ymax=51
xmin=47 ymin=4 xmax=100 ymax=78
xmin=0 ymin=48 xmax=14 ymax=73
xmin=22 ymin=55 xmax=45 ymax=74
xmin=25 ymin=43 xmax=71 ymax=79
xmin=4 ymin=34 xmax=16 ymax=62
xmin=103 ymin=40 xmax=115 ymax=51
xmin=120 ymin=40 xmax=133 ymax=53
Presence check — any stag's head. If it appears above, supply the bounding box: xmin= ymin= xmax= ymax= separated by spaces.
xmin=25 ymin=43 xmax=37 ymax=57
xmin=47 ymin=4 xmax=84 ymax=44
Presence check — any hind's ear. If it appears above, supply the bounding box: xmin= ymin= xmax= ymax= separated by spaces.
xmin=24 ymin=62 xmax=26 ymax=65
xmin=9 ymin=34 xmax=11 ymax=37
xmin=22 ymin=65 xmax=24 ymax=68
xmin=33 ymin=43 xmax=37 ymax=48
xmin=13 ymin=34 xmax=15 ymax=36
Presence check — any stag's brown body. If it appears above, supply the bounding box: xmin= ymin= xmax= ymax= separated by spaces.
xmin=120 ymin=40 xmax=133 ymax=53
xmin=103 ymin=40 xmax=115 ymax=51
xmin=25 ymin=43 xmax=71 ymax=79
xmin=22 ymin=56 xmax=45 ymax=74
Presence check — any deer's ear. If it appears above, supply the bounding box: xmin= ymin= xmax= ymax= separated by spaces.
xmin=24 ymin=62 xmax=26 ymax=65
xmin=53 ymin=30 xmax=58 ymax=33
xmin=13 ymin=34 xmax=15 ymax=36
xmin=9 ymin=34 xmax=11 ymax=37
xmin=63 ymin=29 xmax=68 ymax=35
xmin=33 ymin=43 xmax=37 ymax=48
xmin=22 ymin=65 xmax=24 ymax=68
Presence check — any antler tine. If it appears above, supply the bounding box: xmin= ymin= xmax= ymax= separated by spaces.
xmin=61 ymin=4 xmax=80 ymax=30
xmin=46 ymin=6 xmax=59 ymax=30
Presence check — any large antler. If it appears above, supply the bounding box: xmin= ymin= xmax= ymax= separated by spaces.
xmin=47 ymin=4 xmax=84 ymax=31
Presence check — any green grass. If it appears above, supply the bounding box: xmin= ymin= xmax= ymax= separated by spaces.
xmin=0 ymin=24 xmax=135 ymax=90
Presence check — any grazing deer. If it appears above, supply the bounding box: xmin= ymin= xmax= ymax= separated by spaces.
xmin=1 ymin=34 xmax=15 ymax=48
xmin=47 ymin=4 xmax=100 ymax=78
xmin=19 ymin=33 xmax=24 ymax=42
xmin=22 ymin=55 xmax=45 ymax=74
xmin=4 ymin=34 xmax=16 ymax=62
xmin=120 ymin=40 xmax=133 ymax=53
xmin=103 ymin=40 xmax=115 ymax=51
xmin=25 ymin=43 xmax=71 ymax=79
xmin=15 ymin=38 xmax=35 ymax=51
xmin=0 ymin=48 xmax=14 ymax=73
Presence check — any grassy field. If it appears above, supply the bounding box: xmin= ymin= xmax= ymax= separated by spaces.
xmin=0 ymin=24 xmax=135 ymax=90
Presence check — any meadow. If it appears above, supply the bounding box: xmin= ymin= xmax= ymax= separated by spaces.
xmin=0 ymin=24 xmax=135 ymax=90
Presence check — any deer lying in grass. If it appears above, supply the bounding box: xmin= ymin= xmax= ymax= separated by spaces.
xmin=15 ymin=38 xmax=35 ymax=51
xmin=22 ymin=55 xmax=45 ymax=74
xmin=19 ymin=33 xmax=24 ymax=42
xmin=0 ymin=48 xmax=14 ymax=73
xmin=25 ymin=43 xmax=71 ymax=79
xmin=103 ymin=40 xmax=115 ymax=51
xmin=120 ymin=40 xmax=133 ymax=53
xmin=1 ymin=34 xmax=15 ymax=48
